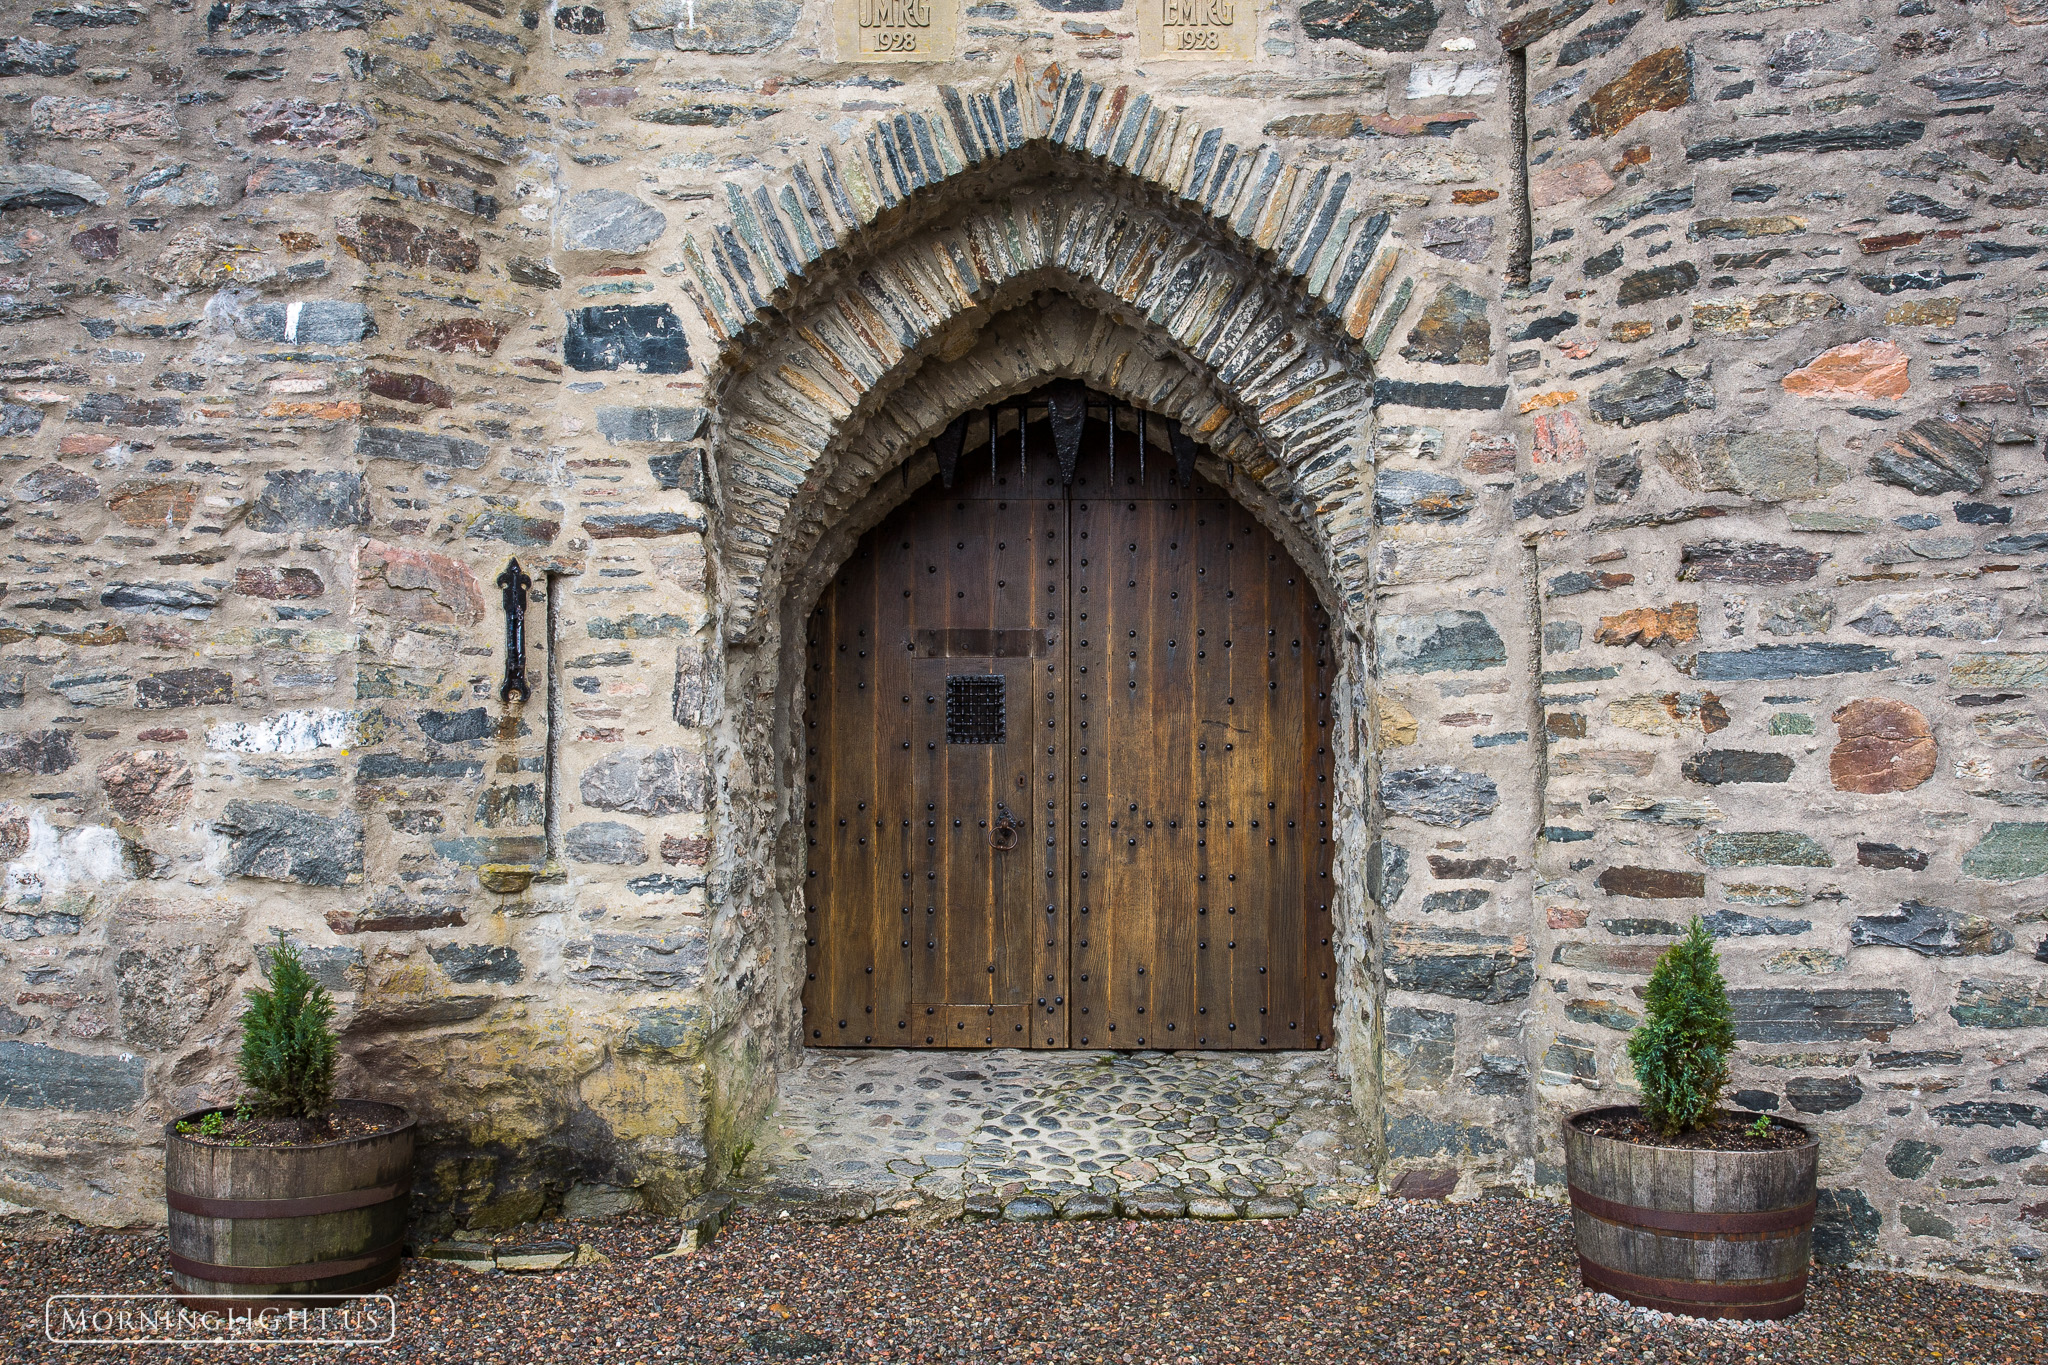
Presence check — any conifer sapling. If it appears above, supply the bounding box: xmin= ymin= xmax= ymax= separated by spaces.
xmin=238 ymin=938 xmax=338 ymax=1121
xmin=1625 ymin=916 xmax=1735 ymax=1135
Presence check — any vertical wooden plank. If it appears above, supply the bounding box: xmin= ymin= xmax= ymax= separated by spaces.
xmin=800 ymin=589 xmax=831 ymax=1044
xmin=823 ymin=544 xmax=882 ymax=1046
xmin=1219 ymin=503 xmax=1263 ymax=1046
xmin=988 ymin=491 xmax=1036 ymax=1045
xmin=1095 ymin=478 xmax=1131 ymax=1046
xmin=857 ymin=539 xmax=887 ymax=1046
xmin=875 ymin=513 xmax=916 ymax=1047
xmin=1144 ymin=489 xmax=1198 ymax=1046
xmin=1188 ymin=491 xmax=1230 ymax=1047
xmin=930 ymin=494 xmax=991 ymax=1025
xmin=1111 ymin=481 xmax=1148 ymax=1045
xmin=1262 ymin=532 xmax=1308 ymax=1048
xmin=1069 ymin=472 xmax=1106 ymax=1046
xmin=823 ymin=551 xmax=857 ymax=1046
xmin=1036 ymin=489 xmax=1070 ymax=1048
xmin=907 ymin=494 xmax=944 ymax=1048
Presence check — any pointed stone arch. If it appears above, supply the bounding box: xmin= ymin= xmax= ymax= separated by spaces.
xmin=691 ymin=109 xmax=1406 ymax=644
xmin=678 ymin=62 xmax=1406 ymax=363
xmin=770 ymin=294 xmax=1355 ymax=646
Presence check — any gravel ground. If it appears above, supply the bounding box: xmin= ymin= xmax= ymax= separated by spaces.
xmin=6 ymin=1200 xmax=2043 ymax=1365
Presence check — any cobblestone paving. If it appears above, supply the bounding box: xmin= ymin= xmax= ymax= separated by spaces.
xmin=746 ymin=1049 xmax=1378 ymax=1221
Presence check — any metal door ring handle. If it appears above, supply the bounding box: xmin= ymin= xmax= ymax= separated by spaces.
xmin=990 ymin=816 xmax=1019 ymax=851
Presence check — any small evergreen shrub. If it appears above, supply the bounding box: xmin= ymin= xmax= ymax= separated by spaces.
xmin=238 ymin=939 xmax=338 ymax=1120
xmin=1625 ymin=916 xmax=1735 ymax=1135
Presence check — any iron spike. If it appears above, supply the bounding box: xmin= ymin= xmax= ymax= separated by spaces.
xmin=1171 ymin=420 xmax=1198 ymax=488
xmin=1047 ymin=380 xmax=1085 ymax=485
xmin=935 ymin=412 xmax=967 ymax=489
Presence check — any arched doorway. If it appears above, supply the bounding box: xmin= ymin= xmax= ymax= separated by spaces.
xmin=802 ymin=386 xmax=1336 ymax=1052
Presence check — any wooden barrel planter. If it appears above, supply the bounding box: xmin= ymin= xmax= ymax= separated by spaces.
xmin=1563 ymin=1105 xmax=1817 ymax=1320
xmin=165 ymin=1100 xmax=415 ymax=1309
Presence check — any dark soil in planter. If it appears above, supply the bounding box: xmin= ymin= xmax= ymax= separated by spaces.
xmin=1575 ymin=1106 xmax=1811 ymax=1152
xmin=172 ymin=1105 xmax=405 ymax=1147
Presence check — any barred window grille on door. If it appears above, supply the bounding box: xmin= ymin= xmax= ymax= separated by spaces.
xmin=945 ymin=675 xmax=1006 ymax=744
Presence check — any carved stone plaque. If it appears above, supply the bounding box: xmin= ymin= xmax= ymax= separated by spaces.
xmin=1139 ymin=0 xmax=1254 ymax=61
xmin=835 ymin=0 xmax=957 ymax=62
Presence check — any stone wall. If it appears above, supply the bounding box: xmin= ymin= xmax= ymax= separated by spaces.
xmin=1505 ymin=3 xmax=2048 ymax=1286
xmin=0 ymin=0 xmax=2041 ymax=1287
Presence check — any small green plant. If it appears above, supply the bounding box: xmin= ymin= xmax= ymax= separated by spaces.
xmin=730 ymin=1139 xmax=755 ymax=1178
xmin=237 ymin=938 xmax=338 ymax=1121
xmin=1746 ymin=1115 xmax=1772 ymax=1139
xmin=199 ymin=1110 xmax=226 ymax=1138
xmin=1626 ymin=916 xmax=1736 ymax=1136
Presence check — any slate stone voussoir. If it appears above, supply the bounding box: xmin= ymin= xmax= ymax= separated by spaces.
xmin=0 ymin=0 xmax=2035 ymax=1283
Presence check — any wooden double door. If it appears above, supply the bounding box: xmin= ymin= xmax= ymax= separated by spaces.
xmin=802 ymin=391 xmax=1334 ymax=1051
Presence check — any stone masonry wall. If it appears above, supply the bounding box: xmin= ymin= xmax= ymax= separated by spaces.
xmin=1504 ymin=1 xmax=2048 ymax=1289
xmin=0 ymin=0 xmax=2039 ymax=1290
